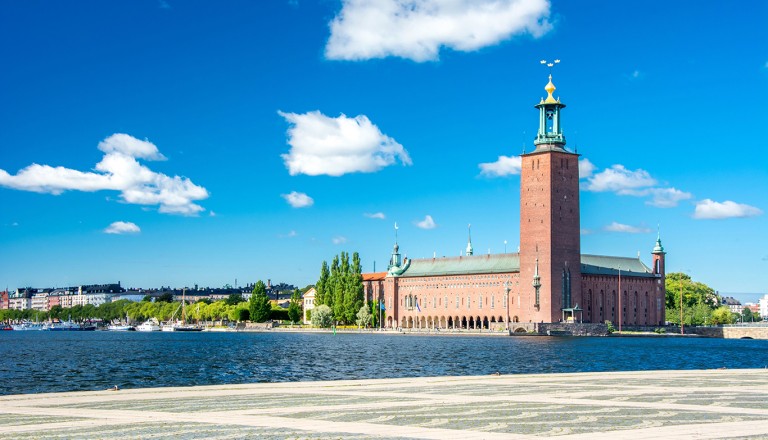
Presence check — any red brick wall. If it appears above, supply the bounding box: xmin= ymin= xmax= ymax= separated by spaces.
xmin=581 ymin=274 xmax=666 ymax=326
xmin=519 ymin=149 xmax=581 ymax=323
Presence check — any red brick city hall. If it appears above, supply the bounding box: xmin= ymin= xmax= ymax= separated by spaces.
xmin=363 ymin=74 xmax=666 ymax=331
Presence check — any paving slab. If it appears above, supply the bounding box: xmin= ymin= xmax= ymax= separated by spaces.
xmin=0 ymin=369 xmax=767 ymax=439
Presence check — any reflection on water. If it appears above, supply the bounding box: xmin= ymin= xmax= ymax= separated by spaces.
xmin=1 ymin=331 xmax=766 ymax=395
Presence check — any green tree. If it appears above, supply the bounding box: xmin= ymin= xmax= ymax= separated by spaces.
xmin=49 ymin=305 xmax=63 ymax=320
xmin=225 ymin=293 xmax=244 ymax=305
xmin=157 ymin=292 xmax=174 ymax=303
xmin=311 ymin=304 xmax=333 ymax=328
xmin=288 ymin=289 xmax=302 ymax=324
xmin=330 ymin=255 xmax=341 ymax=320
xmin=710 ymin=306 xmax=735 ymax=325
xmin=315 ymin=261 xmax=329 ymax=306
xmin=249 ymin=280 xmax=271 ymax=322
xmin=343 ymin=252 xmax=364 ymax=323
xmin=141 ymin=295 xmax=152 ymax=302
xmin=665 ymin=273 xmax=719 ymax=325
xmin=356 ymin=305 xmax=371 ymax=328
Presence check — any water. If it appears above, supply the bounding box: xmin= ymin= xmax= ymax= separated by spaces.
xmin=1 ymin=331 xmax=766 ymax=395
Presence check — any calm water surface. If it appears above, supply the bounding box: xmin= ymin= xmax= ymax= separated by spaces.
xmin=1 ymin=331 xmax=766 ymax=395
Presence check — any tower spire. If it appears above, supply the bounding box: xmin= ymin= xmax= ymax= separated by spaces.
xmin=534 ymin=59 xmax=566 ymax=149
xmin=466 ymin=224 xmax=474 ymax=256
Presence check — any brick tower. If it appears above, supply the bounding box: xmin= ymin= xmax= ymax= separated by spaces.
xmin=519 ymin=72 xmax=582 ymax=322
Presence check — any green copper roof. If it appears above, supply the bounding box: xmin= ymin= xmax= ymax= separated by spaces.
xmin=580 ymin=254 xmax=655 ymax=278
xmin=399 ymin=254 xmax=520 ymax=277
xmin=393 ymin=253 xmax=655 ymax=278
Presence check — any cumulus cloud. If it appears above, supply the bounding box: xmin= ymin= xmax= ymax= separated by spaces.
xmin=332 ymin=236 xmax=348 ymax=245
xmin=279 ymin=111 xmax=411 ymax=176
xmin=479 ymin=155 xmax=521 ymax=177
xmin=603 ymin=222 xmax=651 ymax=234
xmin=583 ymin=165 xmax=657 ymax=193
xmin=104 ymin=221 xmax=141 ymax=235
xmin=364 ymin=212 xmax=386 ymax=219
xmin=644 ymin=187 xmax=693 ymax=208
xmin=578 ymin=158 xmax=595 ymax=179
xmin=415 ymin=215 xmax=437 ymax=229
xmin=581 ymin=163 xmax=692 ymax=208
xmin=0 ymin=134 xmax=208 ymax=215
xmin=282 ymin=191 xmax=314 ymax=208
xmin=325 ymin=0 xmax=552 ymax=62
xmin=693 ymin=199 xmax=763 ymax=220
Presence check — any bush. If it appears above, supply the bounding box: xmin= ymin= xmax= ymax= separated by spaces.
xmin=654 ymin=327 xmax=666 ymax=334
xmin=605 ymin=320 xmax=615 ymax=334
xmin=270 ymin=308 xmax=289 ymax=321
xmin=311 ymin=305 xmax=333 ymax=328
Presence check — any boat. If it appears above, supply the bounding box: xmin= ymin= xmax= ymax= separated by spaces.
xmin=107 ymin=324 xmax=135 ymax=331
xmin=44 ymin=320 xmax=96 ymax=331
xmin=107 ymin=314 xmax=135 ymax=331
xmin=136 ymin=320 xmax=160 ymax=332
xmin=162 ymin=288 xmax=203 ymax=332
xmin=1 ymin=324 xmax=12 ymax=331
xmin=11 ymin=321 xmax=45 ymax=331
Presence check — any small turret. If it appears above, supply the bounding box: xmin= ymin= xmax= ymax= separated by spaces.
xmin=652 ymin=229 xmax=666 ymax=276
xmin=466 ymin=224 xmax=474 ymax=256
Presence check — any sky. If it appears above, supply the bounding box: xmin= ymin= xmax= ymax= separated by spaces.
xmin=1 ymin=0 xmax=766 ymax=302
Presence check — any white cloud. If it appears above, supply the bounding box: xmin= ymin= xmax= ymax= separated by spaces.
xmin=209 ymin=211 xmax=216 ymax=217
xmin=581 ymin=163 xmax=692 ymax=208
xmin=364 ymin=212 xmax=386 ymax=219
xmin=332 ymin=236 xmax=348 ymax=245
xmin=583 ymin=164 xmax=657 ymax=193
xmin=104 ymin=221 xmax=141 ymax=235
xmin=580 ymin=228 xmax=593 ymax=235
xmin=415 ymin=215 xmax=437 ymax=229
xmin=603 ymin=222 xmax=651 ymax=234
xmin=279 ymin=111 xmax=411 ymax=176
xmin=325 ymin=0 xmax=552 ymax=62
xmin=629 ymin=70 xmax=642 ymax=80
xmin=0 ymin=134 xmax=208 ymax=216
xmin=280 ymin=230 xmax=298 ymax=238
xmin=282 ymin=191 xmax=314 ymax=208
xmin=578 ymin=158 xmax=595 ymax=179
xmin=479 ymin=155 xmax=521 ymax=177
xmin=693 ymin=199 xmax=763 ymax=220
xmin=644 ymin=187 xmax=693 ymax=208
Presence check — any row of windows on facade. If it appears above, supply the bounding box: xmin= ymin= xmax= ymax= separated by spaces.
xmin=403 ymin=294 xmax=510 ymax=310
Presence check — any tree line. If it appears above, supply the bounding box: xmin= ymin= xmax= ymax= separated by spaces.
xmin=0 ymin=283 xmax=306 ymax=325
xmin=311 ymin=251 xmax=365 ymax=326
xmin=664 ymin=272 xmax=760 ymax=325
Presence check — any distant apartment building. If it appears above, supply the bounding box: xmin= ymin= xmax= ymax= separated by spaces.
xmin=0 ymin=290 xmax=8 ymax=310
xmin=8 ymin=289 xmax=35 ymax=310
xmin=31 ymin=292 xmax=50 ymax=311
xmin=721 ymin=296 xmax=742 ymax=314
xmin=759 ymin=295 xmax=768 ymax=319
xmin=303 ymin=287 xmax=316 ymax=324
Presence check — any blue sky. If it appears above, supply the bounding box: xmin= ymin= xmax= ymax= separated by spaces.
xmin=1 ymin=0 xmax=766 ymax=302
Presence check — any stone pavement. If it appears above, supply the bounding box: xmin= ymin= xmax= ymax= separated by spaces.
xmin=0 ymin=369 xmax=767 ymax=439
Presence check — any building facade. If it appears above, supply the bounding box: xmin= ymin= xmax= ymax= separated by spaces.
xmin=363 ymin=73 xmax=666 ymax=330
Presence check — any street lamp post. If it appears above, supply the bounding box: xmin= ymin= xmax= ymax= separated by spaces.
xmin=680 ymin=277 xmax=684 ymax=335
xmin=618 ymin=266 xmax=622 ymax=333
xmin=504 ymin=240 xmax=507 ymax=254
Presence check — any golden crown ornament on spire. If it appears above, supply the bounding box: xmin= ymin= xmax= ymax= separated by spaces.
xmin=539 ymin=59 xmax=561 ymax=104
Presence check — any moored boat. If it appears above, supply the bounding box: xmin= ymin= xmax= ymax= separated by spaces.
xmin=136 ymin=320 xmax=160 ymax=332
xmin=44 ymin=320 xmax=96 ymax=331
xmin=107 ymin=324 xmax=135 ymax=331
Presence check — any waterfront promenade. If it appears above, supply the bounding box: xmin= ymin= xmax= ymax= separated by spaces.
xmin=1 ymin=369 xmax=767 ymax=439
